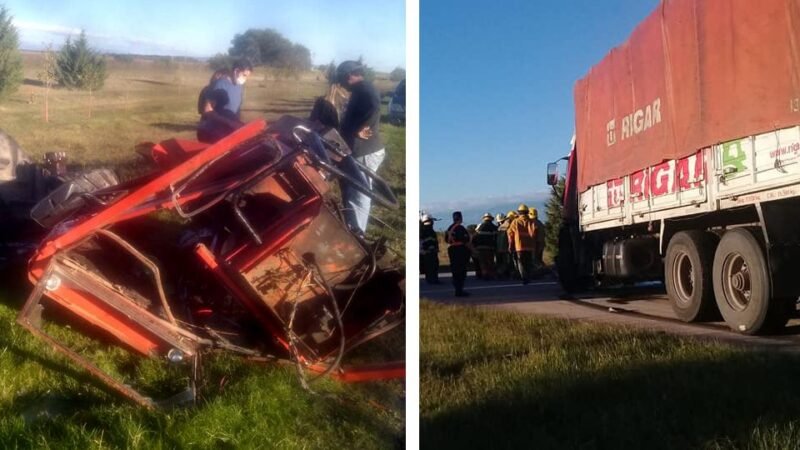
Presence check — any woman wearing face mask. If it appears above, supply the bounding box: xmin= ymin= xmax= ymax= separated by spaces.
xmin=197 ymin=58 xmax=253 ymax=144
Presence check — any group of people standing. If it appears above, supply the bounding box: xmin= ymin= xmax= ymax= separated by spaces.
xmin=195 ymin=58 xmax=385 ymax=235
xmin=420 ymin=204 xmax=546 ymax=297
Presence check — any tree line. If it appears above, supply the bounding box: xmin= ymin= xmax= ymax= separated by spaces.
xmin=0 ymin=6 xmax=107 ymax=101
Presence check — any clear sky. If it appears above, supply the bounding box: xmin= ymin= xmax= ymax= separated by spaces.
xmin=3 ymin=0 xmax=405 ymax=71
xmin=421 ymin=0 xmax=659 ymax=212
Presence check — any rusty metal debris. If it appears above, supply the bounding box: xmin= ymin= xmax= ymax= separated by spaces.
xmin=5 ymin=117 xmax=404 ymax=407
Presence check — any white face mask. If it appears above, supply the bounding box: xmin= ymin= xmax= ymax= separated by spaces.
xmin=236 ymin=75 xmax=247 ymax=86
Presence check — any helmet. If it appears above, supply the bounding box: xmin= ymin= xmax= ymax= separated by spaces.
xmin=481 ymin=212 xmax=493 ymax=221
xmin=421 ymin=214 xmax=432 ymax=223
xmin=496 ymin=213 xmax=506 ymax=222
xmin=529 ymin=208 xmax=538 ymax=219
xmin=506 ymin=211 xmax=517 ymax=220
xmin=336 ymin=60 xmax=363 ymax=85
xmin=517 ymin=203 xmax=529 ymax=213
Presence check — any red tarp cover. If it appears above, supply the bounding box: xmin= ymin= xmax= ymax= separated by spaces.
xmin=575 ymin=0 xmax=800 ymax=192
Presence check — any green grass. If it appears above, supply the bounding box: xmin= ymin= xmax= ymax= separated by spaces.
xmin=0 ymin=277 xmax=404 ymax=448
xmin=0 ymin=54 xmax=405 ymax=448
xmin=420 ymin=301 xmax=800 ymax=450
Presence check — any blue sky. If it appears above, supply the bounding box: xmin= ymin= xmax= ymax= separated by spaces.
xmin=3 ymin=0 xmax=405 ymax=71
xmin=421 ymin=0 xmax=659 ymax=212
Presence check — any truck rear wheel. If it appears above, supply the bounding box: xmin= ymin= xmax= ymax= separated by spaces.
xmin=712 ymin=228 xmax=790 ymax=335
xmin=665 ymin=231 xmax=719 ymax=322
xmin=556 ymin=224 xmax=584 ymax=293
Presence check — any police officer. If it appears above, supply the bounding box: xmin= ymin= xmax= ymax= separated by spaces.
xmin=420 ymin=214 xmax=440 ymax=284
xmin=446 ymin=211 xmax=471 ymax=297
xmin=507 ymin=204 xmax=537 ymax=284
xmin=474 ymin=212 xmax=498 ymax=280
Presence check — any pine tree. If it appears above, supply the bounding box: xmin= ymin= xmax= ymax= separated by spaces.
xmin=544 ymin=177 xmax=566 ymax=258
xmin=55 ymin=31 xmax=107 ymax=91
xmin=0 ymin=5 xmax=23 ymax=101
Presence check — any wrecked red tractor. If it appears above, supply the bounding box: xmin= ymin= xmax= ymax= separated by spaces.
xmin=15 ymin=117 xmax=405 ymax=408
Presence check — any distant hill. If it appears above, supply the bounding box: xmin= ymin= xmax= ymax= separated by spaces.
xmin=422 ymin=199 xmax=549 ymax=231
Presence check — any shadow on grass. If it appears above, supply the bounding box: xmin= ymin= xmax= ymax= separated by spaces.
xmin=422 ymin=351 xmax=800 ymax=449
xmin=151 ymin=122 xmax=197 ymax=133
xmin=128 ymin=78 xmax=173 ymax=86
xmin=23 ymin=78 xmax=44 ymax=87
xmin=241 ymin=106 xmax=312 ymax=115
xmin=380 ymin=114 xmax=405 ymax=126
xmin=266 ymin=98 xmax=316 ymax=107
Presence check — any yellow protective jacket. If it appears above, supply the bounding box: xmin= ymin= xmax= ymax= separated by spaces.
xmin=507 ymin=216 xmax=538 ymax=252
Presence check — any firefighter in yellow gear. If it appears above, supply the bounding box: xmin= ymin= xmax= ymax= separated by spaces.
xmin=504 ymin=210 xmax=520 ymax=279
xmin=507 ymin=204 xmax=538 ymax=284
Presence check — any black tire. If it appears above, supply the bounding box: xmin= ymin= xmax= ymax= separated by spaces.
xmin=712 ymin=228 xmax=790 ymax=335
xmin=665 ymin=231 xmax=720 ymax=322
xmin=556 ymin=225 xmax=585 ymax=293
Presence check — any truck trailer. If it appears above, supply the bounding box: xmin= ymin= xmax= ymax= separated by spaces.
xmin=549 ymin=0 xmax=800 ymax=334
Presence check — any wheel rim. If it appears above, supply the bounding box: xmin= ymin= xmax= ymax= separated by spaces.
xmin=672 ymin=251 xmax=694 ymax=306
xmin=721 ymin=252 xmax=751 ymax=312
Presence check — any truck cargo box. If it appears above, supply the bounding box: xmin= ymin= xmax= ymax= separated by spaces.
xmin=575 ymin=0 xmax=800 ymax=193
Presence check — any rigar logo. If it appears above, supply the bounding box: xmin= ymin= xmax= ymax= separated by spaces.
xmin=606 ymin=98 xmax=662 ymax=147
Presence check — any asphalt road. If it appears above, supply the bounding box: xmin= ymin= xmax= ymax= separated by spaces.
xmin=420 ymin=272 xmax=800 ymax=352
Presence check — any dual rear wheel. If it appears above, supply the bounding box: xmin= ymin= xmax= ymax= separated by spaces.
xmin=665 ymin=228 xmax=791 ymax=335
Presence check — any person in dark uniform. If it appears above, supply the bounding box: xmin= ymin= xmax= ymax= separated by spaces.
xmin=446 ymin=211 xmax=471 ymax=297
xmin=474 ymin=212 xmax=498 ymax=280
xmin=467 ymin=223 xmax=482 ymax=279
xmin=420 ymin=214 xmax=440 ymax=284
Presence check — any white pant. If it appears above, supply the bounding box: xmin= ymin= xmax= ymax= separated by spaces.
xmin=347 ymin=148 xmax=386 ymax=232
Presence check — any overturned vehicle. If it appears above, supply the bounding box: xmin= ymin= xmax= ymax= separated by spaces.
xmin=3 ymin=118 xmax=404 ymax=408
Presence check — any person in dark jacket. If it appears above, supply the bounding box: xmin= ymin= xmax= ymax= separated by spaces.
xmin=337 ymin=60 xmax=385 ymax=234
xmin=420 ymin=214 xmax=440 ymax=284
xmin=530 ymin=207 xmax=546 ymax=271
xmin=446 ymin=211 xmax=471 ymax=297
xmin=474 ymin=213 xmax=498 ymax=280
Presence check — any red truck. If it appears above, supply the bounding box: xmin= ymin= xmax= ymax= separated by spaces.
xmin=549 ymin=0 xmax=800 ymax=334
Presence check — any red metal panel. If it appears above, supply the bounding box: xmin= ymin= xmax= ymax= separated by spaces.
xmin=575 ymin=0 xmax=800 ymax=192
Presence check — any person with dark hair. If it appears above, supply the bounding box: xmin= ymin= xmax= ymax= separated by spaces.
xmin=197 ymin=69 xmax=228 ymax=115
xmin=446 ymin=211 xmax=471 ymax=297
xmin=197 ymin=59 xmax=254 ymax=144
xmin=336 ymin=60 xmax=385 ymax=234
xmin=309 ymin=82 xmax=348 ymax=129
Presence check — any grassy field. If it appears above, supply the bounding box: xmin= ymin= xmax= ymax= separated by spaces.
xmin=0 ymin=54 xmax=405 ymax=448
xmin=420 ymin=301 xmax=800 ymax=450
